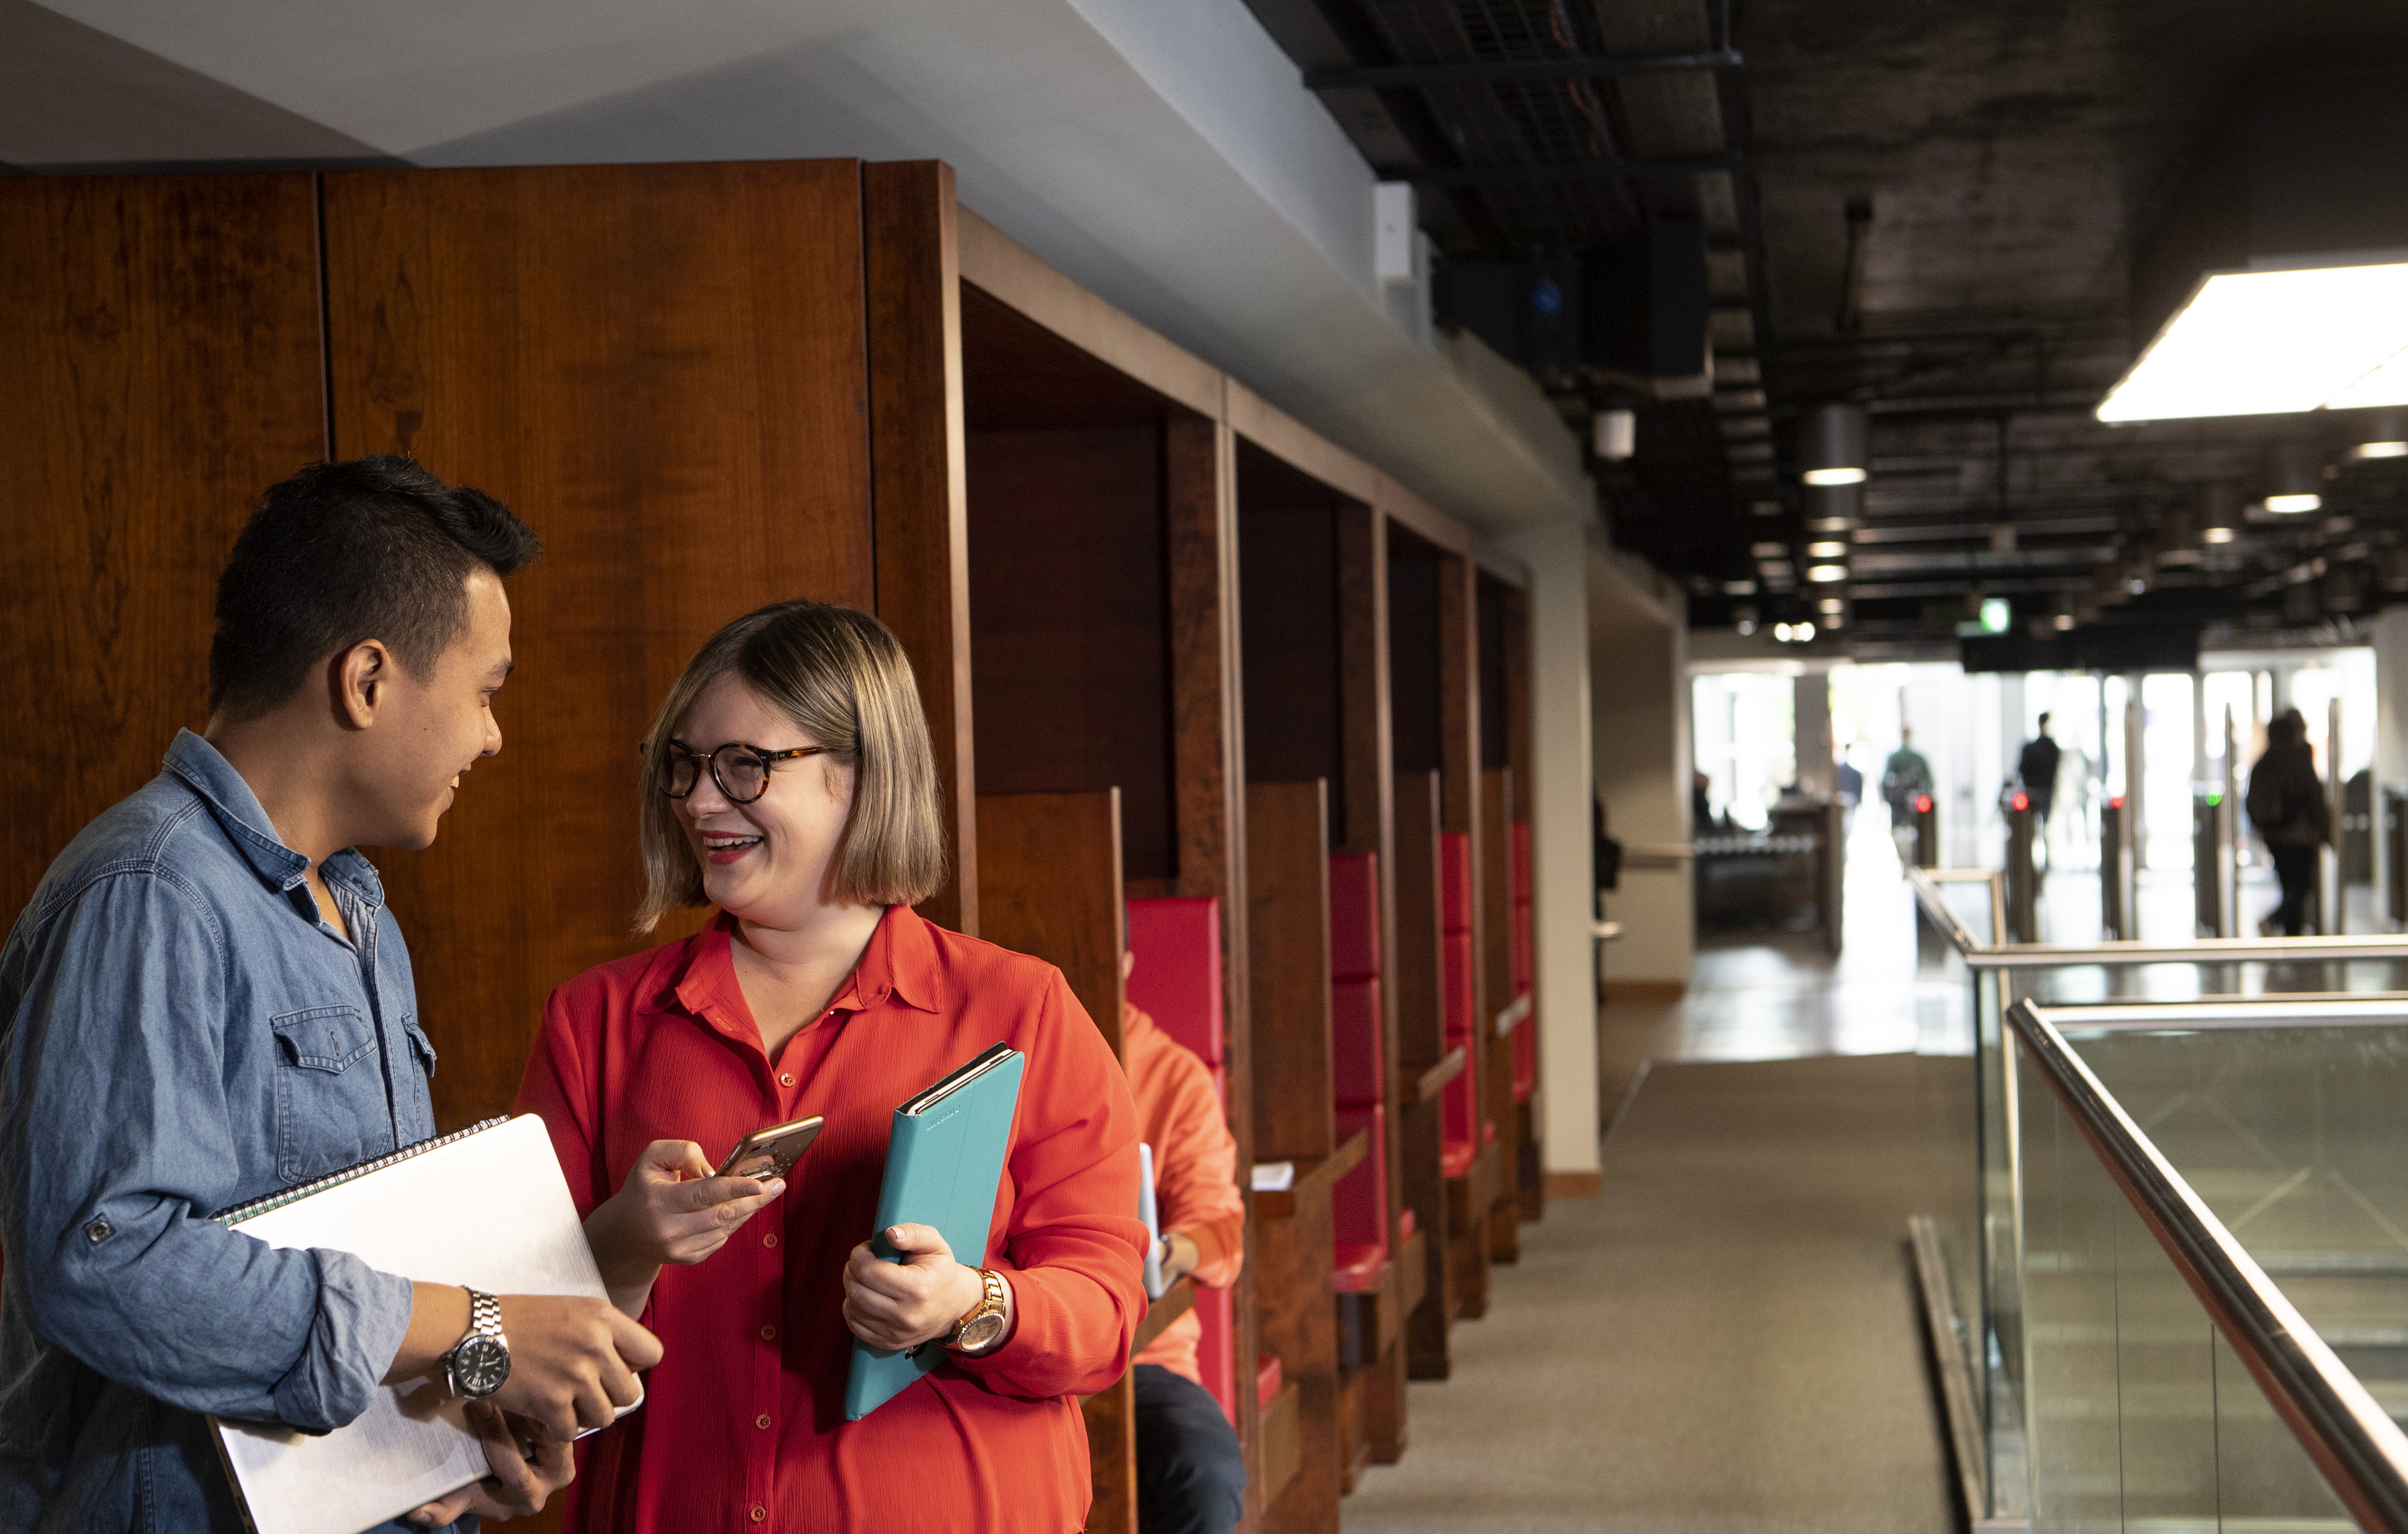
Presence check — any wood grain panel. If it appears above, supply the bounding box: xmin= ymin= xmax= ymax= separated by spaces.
xmin=1391 ymin=770 xmax=1452 ymax=1379
xmin=1246 ymin=781 xmax=1332 ymax=1163
xmin=322 ymin=160 xmax=877 ymax=1128
xmin=1079 ymin=1372 xmax=1139 ymax=1534
xmin=1479 ymin=768 xmax=1519 ymax=1263
xmin=0 ymin=173 xmax=326 ymax=924
xmin=1256 ymin=1176 xmax=1340 ymax=1534
xmin=973 ymin=790 xmax=1126 ymax=1057
xmin=864 ymin=160 xmax=976 ymax=936
xmin=965 ymin=426 xmax=1174 ymax=885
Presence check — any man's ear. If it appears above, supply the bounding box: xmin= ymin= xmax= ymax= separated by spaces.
xmin=335 ymin=640 xmax=392 ymax=730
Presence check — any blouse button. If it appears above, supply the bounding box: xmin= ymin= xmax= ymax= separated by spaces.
xmin=756 ymin=1412 xmax=773 ymax=1430
xmin=760 ymin=1324 xmax=777 ymax=1341
xmin=779 ymin=1072 xmax=795 ymax=1087
xmin=751 ymin=1507 xmax=767 ymax=1523
xmin=763 ymin=1232 xmax=779 ymax=1248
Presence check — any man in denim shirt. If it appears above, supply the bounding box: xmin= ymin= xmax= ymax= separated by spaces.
xmin=0 ymin=460 xmax=663 ymax=1532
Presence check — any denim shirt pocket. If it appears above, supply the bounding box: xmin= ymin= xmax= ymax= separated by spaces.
xmin=403 ymin=1015 xmax=439 ymax=1080
xmin=269 ymin=1005 xmax=386 ymax=1185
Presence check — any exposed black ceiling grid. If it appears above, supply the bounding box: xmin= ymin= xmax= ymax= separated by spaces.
xmin=1247 ymin=0 xmax=2408 ymax=646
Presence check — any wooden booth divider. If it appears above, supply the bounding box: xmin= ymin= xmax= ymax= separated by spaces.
xmin=5 ymin=154 xmax=1546 ymax=1534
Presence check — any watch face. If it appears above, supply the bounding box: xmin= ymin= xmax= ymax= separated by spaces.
xmin=451 ymin=1335 xmax=511 ymax=1399
xmin=958 ymin=1311 xmax=1007 ymax=1351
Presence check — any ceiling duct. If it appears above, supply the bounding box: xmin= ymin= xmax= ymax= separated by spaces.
xmin=2104 ymin=70 xmax=2408 ymax=421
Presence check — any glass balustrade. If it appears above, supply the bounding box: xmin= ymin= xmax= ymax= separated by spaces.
xmin=1907 ymin=871 xmax=2408 ymax=1528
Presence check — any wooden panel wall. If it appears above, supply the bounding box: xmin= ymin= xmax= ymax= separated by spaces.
xmin=864 ymin=161 xmax=977 ymax=935
xmin=1246 ymin=781 xmax=1333 ymax=1161
xmin=965 ymin=427 xmax=1175 ymax=884
xmin=972 ymin=789 xmax=1130 ymax=1532
xmin=321 ymin=160 xmax=879 ymax=1127
xmin=0 ymin=173 xmax=328 ymax=923
xmin=1391 ymin=769 xmax=1451 ymax=1377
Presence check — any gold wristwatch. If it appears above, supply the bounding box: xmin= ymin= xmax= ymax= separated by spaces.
xmin=950 ymin=1267 xmax=1009 ymax=1352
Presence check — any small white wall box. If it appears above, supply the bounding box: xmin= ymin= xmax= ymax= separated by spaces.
xmin=1593 ymin=408 xmax=1636 ymax=461
xmin=1375 ymin=182 xmax=1417 ymax=285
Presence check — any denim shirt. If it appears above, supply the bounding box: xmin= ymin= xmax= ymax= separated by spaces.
xmin=0 ymin=732 xmax=455 ymax=1534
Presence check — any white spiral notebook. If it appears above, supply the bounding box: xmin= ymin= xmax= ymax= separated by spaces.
xmin=208 ymin=1113 xmax=628 ymax=1534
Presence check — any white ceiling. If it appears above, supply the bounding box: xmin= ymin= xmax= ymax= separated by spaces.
xmin=9 ymin=0 xmax=1592 ymax=533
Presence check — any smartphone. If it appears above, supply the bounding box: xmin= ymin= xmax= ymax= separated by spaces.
xmin=715 ymin=1114 xmax=825 ymax=1182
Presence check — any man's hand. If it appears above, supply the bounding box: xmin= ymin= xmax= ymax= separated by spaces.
xmin=1160 ymin=1231 xmax=1201 ymax=1285
xmin=489 ymin=1295 xmax=661 ymax=1442
xmin=584 ymin=1140 xmax=784 ymax=1313
xmin=406 ymin=1402 xmax=573 ymax=1526
xmin=842 ymin=1224 xmax=988 ymax=1352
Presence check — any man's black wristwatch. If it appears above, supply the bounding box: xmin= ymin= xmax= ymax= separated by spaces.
xmin=443 ymin=1289 xmax=512 ymax=1400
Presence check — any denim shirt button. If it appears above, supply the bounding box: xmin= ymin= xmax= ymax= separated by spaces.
xmin=84 ymin=1219 xmax=111 ymax=1244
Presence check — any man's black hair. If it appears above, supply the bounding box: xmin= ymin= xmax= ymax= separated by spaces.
xmin=209 ymin=457 xmax=541 ymax=720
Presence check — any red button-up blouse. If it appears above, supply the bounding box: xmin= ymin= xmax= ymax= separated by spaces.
xmin=512 ymin=905 xmax=1148 ymax=1534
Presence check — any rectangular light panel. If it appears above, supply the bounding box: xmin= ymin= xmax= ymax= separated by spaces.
xmin=2098 ymin=262 xmax=2408 ymax=421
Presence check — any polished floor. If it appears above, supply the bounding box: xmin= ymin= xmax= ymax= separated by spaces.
xmin=1342 ymin=845 xmax=1953 ymax=1533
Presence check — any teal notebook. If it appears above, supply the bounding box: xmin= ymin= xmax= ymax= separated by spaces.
xmin=844 ymin=1041 xmax=1027 ymax=1420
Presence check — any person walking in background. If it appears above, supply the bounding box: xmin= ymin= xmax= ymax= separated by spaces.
xmin=1880 ymin=730 xmax=1933 ymax=823
xmin=2246 ymin=708 xmax=2331 ymax=937
xmin=2017 ymin=714 xmax=2062 ymax=824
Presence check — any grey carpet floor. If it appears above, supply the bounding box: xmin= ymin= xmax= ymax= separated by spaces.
xmin=1340 ymin=1054 xmax=1955 ymax=1534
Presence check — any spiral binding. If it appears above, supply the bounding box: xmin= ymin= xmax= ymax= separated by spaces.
xmin=215 ymin=1116 xmax=512 ymax=1226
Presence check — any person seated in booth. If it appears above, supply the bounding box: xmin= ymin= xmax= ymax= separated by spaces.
xmin=497 ymin=599 xmax=1149 ymax=1534
xmin=1120 ymin=950 xmax=1247 ymax=1534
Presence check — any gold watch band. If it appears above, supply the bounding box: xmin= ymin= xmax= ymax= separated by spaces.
xmin=951 ymin=1267 xmax=1007 ymax=1348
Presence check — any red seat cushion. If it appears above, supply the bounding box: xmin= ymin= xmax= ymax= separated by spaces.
xmin=1444 ymin=1067 xmax=1476 ymax=1147
xmin=1333 ymin=1242 xmax=1387 ymax=1293
xmin=1328 ymin=853 xmax=1381 ymax=979
xmin=1440 ymin=1140 xmax=1475 ymax=1179
xmin=1439 ymin=832 xmax=1472 ymax=933
xmin=1441 ymin=931 xmax=1474 ymax=1042
xmin=1332 ymin=1105 xmax=1387 ymax=1249
xmin=1125 ymin=898 xmax=1222 ymax=1066
xmin=1256 ymin=1353 xmax=1283 ymax=1407
xmin=1193 ymin=1285 xmax=1236 ymax=1424
xmin=1331 ymin=978 xmax=1384 ymax=1107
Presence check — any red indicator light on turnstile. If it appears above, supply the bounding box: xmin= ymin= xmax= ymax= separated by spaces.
xmin=2108 ymin=796 xmax=2125 ymax=809
xmin=2011 ymin=792 xmax=2030 ymax=812
xmin=1913 ymin=795 xmax=1932 ymax=813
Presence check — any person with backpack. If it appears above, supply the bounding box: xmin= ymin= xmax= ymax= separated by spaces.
xmin=2245 ymin=708 xmax=2331 ymax=937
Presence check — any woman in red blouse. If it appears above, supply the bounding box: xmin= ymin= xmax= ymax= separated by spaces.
xmin=508 ymin=600 xmax=1147 ymax=1533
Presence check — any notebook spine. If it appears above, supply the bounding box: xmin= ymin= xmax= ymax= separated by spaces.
xmin=216 ymin=1116 xmax=512 ymax=1226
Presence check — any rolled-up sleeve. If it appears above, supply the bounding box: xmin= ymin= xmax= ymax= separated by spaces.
xmin=2 ymin=873 xmax=410 ymax=1431
xmin=949 ymin=974 xmax=1150 ymax=1400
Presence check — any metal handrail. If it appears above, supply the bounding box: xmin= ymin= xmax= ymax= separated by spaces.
xmin=2008 ymin=996 xmax=2408 ymax=1532
xmin=1906 ymin=866 xmax=2408 ymax=971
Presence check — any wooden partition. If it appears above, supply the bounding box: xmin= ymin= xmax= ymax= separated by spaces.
xmin=953 ymin=229 xmax=1260 ymax=1529
xmin=1477 ymin=573 xmax=1544 ymax=1232
xmin=975 ymin=790 xmax=1131 ymax=1525
xmin=1244 ymin=780 xmax=1345 ymax=1531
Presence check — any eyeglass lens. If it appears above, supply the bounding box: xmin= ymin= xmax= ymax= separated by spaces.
xmin=661 ymin=746 xmax=770 ymax=803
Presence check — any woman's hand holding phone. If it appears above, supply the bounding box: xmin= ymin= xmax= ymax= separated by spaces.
xmin=585 ymin=1139 xmax=785 ymax=1316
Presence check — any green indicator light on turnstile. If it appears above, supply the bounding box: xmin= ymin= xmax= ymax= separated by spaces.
xmin=2205 ymin=792 xmax=2223 ymax=805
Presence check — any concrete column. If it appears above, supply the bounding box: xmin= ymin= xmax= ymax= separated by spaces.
xmin=1795 ymin=673 xmax=1833 ymax=798
xmin=1588 ymin=543 xmax=1693 ymax=987
xmin=2373 ymin=609 xmax=2408 ymax=926
xmin=1500 ymin=519 xmax=1600 ymax=1186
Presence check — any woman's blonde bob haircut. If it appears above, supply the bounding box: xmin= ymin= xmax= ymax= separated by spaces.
xmin=634 ymin=600 xmax=948 ymax=933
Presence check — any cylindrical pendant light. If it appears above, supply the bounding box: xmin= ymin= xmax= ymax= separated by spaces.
xmin=1800 ymin=404 xmax=1868 ymax=486
xmin=2198 ymin=482 xmax=2242 ymax=544
xmin=2263 ymin=447 xmax=2323 ymax=514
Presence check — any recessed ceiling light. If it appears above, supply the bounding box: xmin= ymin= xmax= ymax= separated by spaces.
xmin=1816 ymin=597 xmax=1845 ymax=614
xmin=1804 ymin=563 xmax=1848 ymax=583
xmin=2203 ymin=526 xmax=2238 ymax=543
xmin=2265 ymin=493 xmax=2323 ymax=513
xmin=1751 ymin=541 xmax=1786 ymax=558
xmin=2097 ymin=261 xmax=2408 ymax=421
xmin=1804 ymin=540 xmax=1849 ymax=558
xmin=1802 ymin=467 xmax=1867 ymax=486
xmin=2350 ymin=440 xmax=2408 ymax=460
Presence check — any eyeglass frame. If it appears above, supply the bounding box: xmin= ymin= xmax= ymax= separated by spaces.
xmin=645 ymin=738 xmax=831 ymax=804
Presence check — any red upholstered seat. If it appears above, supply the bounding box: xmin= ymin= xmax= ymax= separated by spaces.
xmin=1332 ymin=1242 xmax=1386 ymax=1293
xmin=1331 ymin=978 xmax=1384 ymax=1107
xmin=1125 ymin=897 xmax=1223 ymax=1071
xmin=1441 ymin=930 xmax=1474 ymax=1042
xmin=1510 ymin=822 xmax=1536 ymax=1103
xmin=1443 ymin=1063 xmax=1477 ymax=1146
xmin=1328 ymin=853 xmax=1381 ymax=980
xmin=1192 ymin=1285 xmax=1236 ymax=1424
xmin=1440 ymin=1140 xmax=1475 ymax=1179
xmin=1256 ymin=1353 xmax=1283 ymax=1407
xmin=1332 ymin=1105 xmax=1386 ymax=1247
